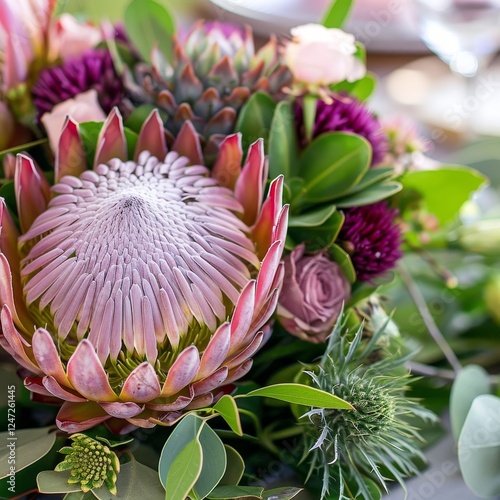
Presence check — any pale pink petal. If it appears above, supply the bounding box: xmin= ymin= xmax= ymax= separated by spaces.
xmin=43 ymin=376 xmax=86 ymax=402
xmin=32 ymin=328 xmax=69 ymax=385
xmin=198 ymin=323 xmax=231 ymax=379
xmin=56 ymin=401 xmax=111 ymax=433
xmin=161 ymin=346 xmax=200 ymax=397
xmin=192 ymin=367 xmax=228 ymax=396
xmin=94 ymin=108 xmax=127 ymax=168
xmin=120 ymin=362 xmax=162 ymax=403
xmin=55 ymin=116 xmax=87 ymax=182
xmin=100 ymin=402 xmax=144 ymax=419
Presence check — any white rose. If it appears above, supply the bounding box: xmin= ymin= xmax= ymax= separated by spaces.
xmin=284 ymin=23 xmax=366 ymax=86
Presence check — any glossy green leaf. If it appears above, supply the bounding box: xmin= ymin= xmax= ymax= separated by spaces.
xmin=298 ymin=132 xmax=371 ymax=205
xmin=236 ymin=92 xmax=276 ymax=151
xmin=0 ymin=181 xmax=17 ymax=217
xmin=219 ymin=446 xmax=245 ymax=486
xmin=458 ymin=395 xmax=500 ymax=497
xmin=92 ymin=460 xmax=165 ymax=500
xmin=288 ymin=205 xmax=337 ymax=228
xmin=192 ymin=424 xmax=227 ymax=499
xmin=37 ymin=470 xmax=82 ymax=494
xmin=124 ymin=104 xmax=159 ymax=133
xmin=332 ymin=74 xmax=376 ymax=101
xmin=242 ymin=383 xmax=353 ymax=409
xmin=322 ymin=0 xmax=353 ymax=28
xmin=335 ymin=181 xmax=402 ymax=207
xmin=165 ymin=439 xmax=203 ymax=500
xmin=263 ymin=487 xmax=303 ymax=499
xmin=329 ymin=244 xmax=356 ymax=283
xmin=124 ymin=0 xmax=175 ymax=63
xmin=208 ymin=485 xmax=264 ymax=499
xmin=402 ymin=166 xmax=487 ymax=226
xmin=450 ymin=365 xmax=491 ymax=442
xmin=0 ymin=427 xmax=56 ymax=478
xmin=340 ymin=167 xmax=395 ymax=196
xmin=269 ymin=101 xmax=299 ymax=179
xmin=214 ymin=395 xmax=243 ymax=436
xmin=303 ymin=94 xmax=317 ymax=143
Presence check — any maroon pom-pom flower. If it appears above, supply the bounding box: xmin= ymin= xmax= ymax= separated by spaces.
xmin=339 ymin=202 xmax=402 ymax=282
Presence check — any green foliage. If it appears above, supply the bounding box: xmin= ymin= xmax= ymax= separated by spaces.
xmin=124 ymin=0 xmax=175 ymax=63
xmin=332 ymin=74 xmax=377 ymax=101
xmin=322 ymin=0 xmax=353 ymax=28
xmin=213 ymin=395 xmax=243 ymax=436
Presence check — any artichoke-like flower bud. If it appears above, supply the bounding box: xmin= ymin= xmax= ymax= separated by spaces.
xmin=0 ymin=108 xmax=288 ymax=433
xmin=55 ymin=434 xmax=120 ymax=494
xmin=126 ymin=21 xmax=291 ymax=154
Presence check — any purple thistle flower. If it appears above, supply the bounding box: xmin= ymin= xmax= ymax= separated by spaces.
xmin=32 ymin=49 xmax=124 ymax=119
xmin=339 ymin=202 xmax=402 ymax=282
xmin=296 ymin=96 xmax=388 ymax=166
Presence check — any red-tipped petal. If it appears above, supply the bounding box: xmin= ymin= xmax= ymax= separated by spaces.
xmin=198 ymin=323 xmax=231 ymax=379
xmin=67 ymin=340 xmax=117 ymax=402
xmin=55 ymin=117 xmax=87 ymax=182
xmin=43 ymin=376 xmax=86 ymax=402
xmin=234 ymin=139 xmax=265 ymax=226
xmin=225 ymin=332 xmax=263 ymax=370
xmin=147 ymin=393 xmax=193 ymax=412
xmin=134 ymin=109 xmax=167 ymax=162
xmin=32 ymin=328 xmax=69 ymax=386
xmin=120 ymin=362 xmax=162 ymax=403
xmin=0 ymin=199 xmax=20 ymax=269
xmin=229 ymin=280 xmax=256 ymax=352
xmin=100 ymin=402 xmax=144 ymax=419
xmin=211 ymin=134 xmax=242 ymax=190
xmin=225 ymin=359 xmax=253 ymax=384
xmin=94 ymin=108 xmax=127 ymax=168
xmin=15 ymin=154 xmax=51 ymax=233
xmin=161 ymin=346 xmax=200 ymax=397
xmin=172 ymin=121 xmax=203 ymax=166
xmin=255 ymin=240 xmax=283 ymax=310
xmin=3 ymin=154 xmax=15 ymax=179
xmin=252 ymin=175 xmax=284 ymax=259
xmin=185 ymin=392 xmax=213 ymax=410
xmin=192 ymin=367 xmax=228 ymax=397
xmin=56 ymin=401 xmax=111 ymax=433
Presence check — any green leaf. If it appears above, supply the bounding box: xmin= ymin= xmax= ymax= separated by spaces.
xmin=0 ymin=427 xmax=56 ymax=479
xmin=165 ymin=439 xmax=203 ymax=500
xmin=124 ymin=0 xmax=175 ymax=63
xmin=213 ymin=395 xmax=243 ymax=436
xmin=303 ymin=95 xmax=317 ymax=143
xmin=125 ymin=104 xmax=160 ymax=133
xmin=0 ymin=138 xmax=48 ymax=158
xmin=94 ymin=436 xmax=134 ymax=448
xmin=208 ymin=485 xmax=264 ymax=499
xmin=235 ymin=92 xmax=276 ymax=152
xmin=242 ymin=383 xmax=353 ymax=409
xmin=322 ymin=0 xmax=353 ymax=28
xmin=332 ymin=74 xmax=376 ymax=101
xmin=263 ymin=487 xmax=303 ymax=499
xmin=297 ymin=132 xmax=371 ymax=205
xmin=335 ymin=181 xmax=402 ymax=207
xmin=37 ymin=470 xmax=82 ymax=494
xmin=339 ymin=167 xmax=395 ymax=197
xmin=192 ymin=424 xmax=227 ymax=499
xmin=401 ymin=166 xmax=487 ymax=226
xmin=450 ymin=365 xmax=491 ymax=442
xmin=329 ymin=244 xmax=356 ymax=283
xmin=0 ymin=182 xmax=16 ymax=218
xmin=269 ymin=101 xmax=299 ymax=179
xmin=219 ymin=446 xmax=245 ymax=486
xmin=64 ymin=491 xmax=96 ymax=500
xmin=92 ymin=460 xmax=165 ymax=500
xmin=458 ymin=395 xmax=500 ymax=497
xmin=288 ymin=205 xmax=337 ymax=228
xmin=79 ymin=121 xmax=103 ymax=166
xmin=158 ymin=414 xmax=204 ymax=489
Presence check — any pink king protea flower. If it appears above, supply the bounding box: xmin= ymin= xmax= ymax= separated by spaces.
xmin=0 ymin=108 xmax=288 ymax=433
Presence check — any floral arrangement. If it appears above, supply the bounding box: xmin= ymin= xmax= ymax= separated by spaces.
xmin=0 ymin=0 xmax=491 ymax=499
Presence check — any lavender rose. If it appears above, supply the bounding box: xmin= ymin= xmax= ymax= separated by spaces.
xmin=277 ymin=244 xmax=351 ymax=343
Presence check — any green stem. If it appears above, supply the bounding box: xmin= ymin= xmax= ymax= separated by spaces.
xmin=267 ymin=425 xmax=305 ymax=441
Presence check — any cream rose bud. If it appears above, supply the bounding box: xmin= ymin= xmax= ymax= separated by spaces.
xmin=284 ymin=23 xmax=366 ymax=86
xmin=277 ymin=244 xmax=351 ymax=343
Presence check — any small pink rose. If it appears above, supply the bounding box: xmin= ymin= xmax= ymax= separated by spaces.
xmin=277 ymin=244 xmax=351 ymax=343
xmin=48 ymin=14 xmax=102 ymax=62
xmin=284 ymin=24 xmax=365 ymax=86
xmin=41 ymin=89 xmax=106 ymax=152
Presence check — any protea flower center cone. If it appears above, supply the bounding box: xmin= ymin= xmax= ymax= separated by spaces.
xmin=0 ymin=108 xmax=288 ymax=433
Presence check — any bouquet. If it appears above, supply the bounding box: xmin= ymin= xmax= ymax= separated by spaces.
xmin=0 ymin=0 xmax=490 ymax=499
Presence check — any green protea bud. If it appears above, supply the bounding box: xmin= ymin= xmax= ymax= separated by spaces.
xmin=55 ymin=434 xmax=120 ymax=494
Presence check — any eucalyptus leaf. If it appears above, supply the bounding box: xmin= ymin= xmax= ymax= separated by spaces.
xmin=235 ymin=92 xmax=277 ymax=151
xmin=401 ymin=166 xmax=487 ymax=226
xmin=0 ymin=427 xmax=56 ymax=478
xmin=262 ymin=487 xmax=303 ymax=499
xmin=208 ymin=485 xmax=264 ymax=499
xmin=297 ymin=132 xmax=371 ymax=206
xmin=242 ymin=383 xmax=353 ymax=409
xmin=37 ymin=470 xmax=82 ymax=494
xmin=219 ymin=446 xmax=245 ymax=486
xmin=124 ymin=0 xmax=175 ymax=63
xmin=322 ymin=0 xmax=353 ymax=28
xmin=64 ymin=491 xmax=96 ymax=500
xmin=269 ymin=101 xmax=299 ymax=179
xmin=92 ymin=460 xmax=165 ymax=500
xmin=214 ymin=395 xmax=243 ymax=436
xmin=450 ymin=365 xmax=491 ymax=442
xmin=458 ymin=395 xmax=500 ymax=497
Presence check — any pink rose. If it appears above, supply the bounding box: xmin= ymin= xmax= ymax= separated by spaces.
xmin=48 ymin=14 xmax=102 ymax=62
xmin=41 ymin=89 xmax=106 ymax=152
xmin=277 ymin=244 xmax=351 ymax=343
xmin=284 ymin=24 xmax=365 ymax=86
